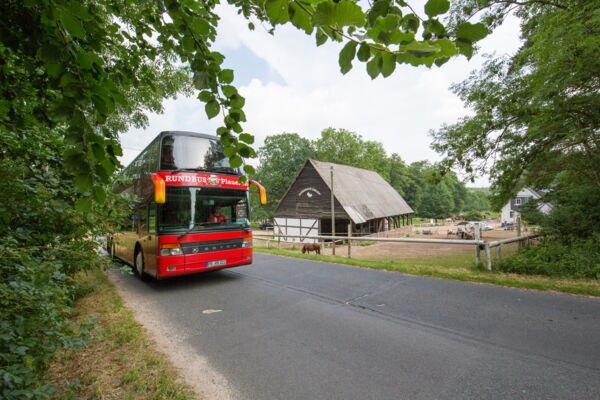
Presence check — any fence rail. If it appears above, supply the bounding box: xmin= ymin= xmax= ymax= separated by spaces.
xmin=253 ymin=232 xmax=538 ymax=271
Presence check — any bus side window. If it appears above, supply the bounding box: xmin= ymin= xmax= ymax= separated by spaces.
xmin=138 ymin=204 xmax=148 ymax=235
xmin=148 ymin=205 xmax=156 ymax=234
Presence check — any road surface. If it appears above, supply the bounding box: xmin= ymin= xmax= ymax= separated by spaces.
xmin=110 ymin=253 xmax=600 ymax=400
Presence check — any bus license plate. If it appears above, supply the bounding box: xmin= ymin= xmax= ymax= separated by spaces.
xmin=206 ymin=260 xmax=226 ymax=267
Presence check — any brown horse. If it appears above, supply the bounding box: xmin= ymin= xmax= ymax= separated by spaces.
xmin=301 ymin=243 xmax=321 ymax=255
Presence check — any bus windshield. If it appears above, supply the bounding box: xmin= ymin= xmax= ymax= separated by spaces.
xmin=160 ymin=134 xmax=235 ymax=173
xmin=158 ymin=187 xmax=249 ymax=233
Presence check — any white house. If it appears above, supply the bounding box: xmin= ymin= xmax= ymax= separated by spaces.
xmin=501 ymin=187 xmax=553 ymax=224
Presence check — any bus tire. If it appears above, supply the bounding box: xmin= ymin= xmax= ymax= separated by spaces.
xmin=134 ymin=248 xmax=146 ymax=279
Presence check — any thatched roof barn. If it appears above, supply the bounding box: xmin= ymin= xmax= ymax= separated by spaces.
xmin=273 ymin=160 xmax=414 ymax=240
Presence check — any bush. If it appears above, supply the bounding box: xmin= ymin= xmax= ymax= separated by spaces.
xmin=496 ymin=236 xmax=600 ymax=279
xmin=0 ymin=129 xmax=122 ymax=399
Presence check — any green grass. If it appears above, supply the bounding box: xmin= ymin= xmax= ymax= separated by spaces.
xmin=48 ymin=270 xmax=194 ymax=400
xmin=255 ymin=246 xmax=600 ymax=297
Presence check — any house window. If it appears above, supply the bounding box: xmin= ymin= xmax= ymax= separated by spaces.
xmin=515 ymin=198 xmax=522 ymax=205
xmin=510 ymin=211 xmax=514 ymax=218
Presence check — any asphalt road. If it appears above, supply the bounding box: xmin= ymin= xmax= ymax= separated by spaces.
xmin=112 ymin=253 xmax=600 ymax=400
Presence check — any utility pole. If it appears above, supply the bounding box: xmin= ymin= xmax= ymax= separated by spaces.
xmin=331 ymin=166 xmax=335 ymax=256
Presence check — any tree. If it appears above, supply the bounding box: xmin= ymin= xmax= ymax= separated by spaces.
xmin=388 ymin=153 xmax=412 ymax=196
xmin=463 ymin=188 xmax=491 ymax=212
xmin=419 ymin=181 xmax=455 ymax=219
xmin=315 ymin=128 xmax=365 ymax=166
xmin=432 ymin=0 xmax=600 ymax=207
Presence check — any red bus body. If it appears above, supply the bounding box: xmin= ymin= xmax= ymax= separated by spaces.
xmin=109 ymin=131 xmax=258 ymax=279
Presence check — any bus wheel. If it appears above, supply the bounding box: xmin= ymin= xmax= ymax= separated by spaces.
xmin=135 ymin=250 xmax=145 ymax=277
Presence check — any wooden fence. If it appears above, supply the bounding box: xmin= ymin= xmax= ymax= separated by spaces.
xmin=253 ymin=232 xmax=539 ymax=271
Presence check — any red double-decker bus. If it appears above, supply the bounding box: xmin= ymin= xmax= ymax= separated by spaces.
xmin=107 ymin=131 xmax=266 ymax=279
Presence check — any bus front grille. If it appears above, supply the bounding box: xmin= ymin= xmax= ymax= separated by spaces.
xmin=180 ymin=239 xmax=244 ymax=254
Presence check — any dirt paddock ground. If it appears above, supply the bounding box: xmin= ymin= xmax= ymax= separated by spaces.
xmin=255 ymin=223 xmax=528 ymax=261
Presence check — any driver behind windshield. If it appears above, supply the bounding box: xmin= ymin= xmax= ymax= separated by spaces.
xmin=208 ymin=206 xmax=227 ymax=223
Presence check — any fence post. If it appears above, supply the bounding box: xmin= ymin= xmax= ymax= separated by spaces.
xmin=516 ymin=213 xmax=522 ymax=248
xmin=485 ymin=242 xmax=492 ymax=271
xmin=277 ymin=234 xmax=280 ymax=250
xmin=496 ymin=244 xmax=501 ymax=260
xmin=347 ymin=223 xmax=351 ymax=258
xmin=475 ymin=224 xmax=481 ymax=265
xmin=267 ymin=239 xmax=270 ymax=249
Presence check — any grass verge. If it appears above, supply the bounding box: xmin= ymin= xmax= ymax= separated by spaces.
xmin=47 ymin=269 xmax=194 ymax=400
xmin=255 ymin=246 xmax=600 ymax=297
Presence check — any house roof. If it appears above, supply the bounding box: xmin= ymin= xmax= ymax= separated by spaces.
xmin=309 ymin=159 xmax=414 ymax=224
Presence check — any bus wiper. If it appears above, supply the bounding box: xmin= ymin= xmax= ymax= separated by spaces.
xmin=178 ymin=224 xmax=195 ymax=240
xmin=178 ymin=222 xmax=213 ymax=239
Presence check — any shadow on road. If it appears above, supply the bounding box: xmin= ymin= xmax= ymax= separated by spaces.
xmin=109 ymin=262 xmax=244 ymax=293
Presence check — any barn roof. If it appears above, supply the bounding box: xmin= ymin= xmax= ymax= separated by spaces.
xmin=309 ymin=159 xmax=413 ymax=224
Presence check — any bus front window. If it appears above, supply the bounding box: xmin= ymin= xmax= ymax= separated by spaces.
xmin=159 ymin=187 xmax=249 ymax=234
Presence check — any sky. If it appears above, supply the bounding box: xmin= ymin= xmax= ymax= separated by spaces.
xmin=119 ymin=4 xmax=523 ymax=187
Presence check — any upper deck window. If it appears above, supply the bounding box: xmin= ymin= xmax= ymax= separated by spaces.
xmin=160 ymin=134 xmax=235 ymax=174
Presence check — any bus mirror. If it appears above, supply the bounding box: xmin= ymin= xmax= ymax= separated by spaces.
xmin=152 ymin=174 xmax=166 ymax=204
xmin=250 ymin=180 xmax=267 ymax=205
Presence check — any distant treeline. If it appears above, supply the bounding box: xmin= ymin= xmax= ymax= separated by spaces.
xmin=251 ymin=129 xmax=491 ymax=220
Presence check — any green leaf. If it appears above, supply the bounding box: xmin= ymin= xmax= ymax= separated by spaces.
xmin=312 ymin=1 xmax=336 ymax=26
xmin=339 ymin=41 xmax=357 ymax=74
xmin=230 ymin=94 xmax=245 ymax=109
xmin=401 ymin=14 xmax=419 ymax=33
xmin=455 ymin=39 xmax=474 ymax=59
xmin=75 ymin=197 xmax=93 ymax=213
xmin=243 ymin=165 xmax=256 ymax=175
xmin=198 ymin=90 xmax=214 ymax=102
xmin=223 ymin=146 xmax=236 ymax=157
xmin=403 ymin=41 xmax=441 ymax=57
xmin=456 ymin=22 xmax=489 ymax=42
xmin=221 ymin=85 xmax=237 ymax=98
xmin=61 ymin=13 xmax=85 ymax=39
xmin=239 ymin=133 xmax=254 ymax=144
xmin=381 ymin=52 xmax=396 ymax=77
xmin=74 ymin=174 xmax=93 ymax=192
xmin=316 ymin=29 xmax=328 ymax=46
xmin=230 ymin=155 xmax=243 ymax=168
xmin=181 ymin=36 xmax=195 ymax=52
xmin=265 ymin=0 xmax=290 ymax=24
xmin=205 ymin=100 xmax=220 ymax=119
xmin=368 ymin=0 xmax=391 ymax=26
xmin=424 ymin=19 xmax=446 ymax=37
xmin=313 ymin=0 xmax=365 ymax=27
xmin=92 ymin=186 xmax=107 ymax=203
xmin=366 ymin=54 xmax=381 ymax=79
xmin=335 ymin=0 xmax=366 ymax=27
xmin=434 ymin=38 xmax=459 ymax=58
xmin=357 ymin=42 xmax=371 ymax=62
xmin=91 ymin=143 xmax=105 ymax=161
xmin=191 ymin=19 xmax=211 ymax=36
xmin=219 ymin=69 xmax=234 ymax=84
xmin=424 ymin=0 xmax=450 ymax=18
xmin=290 ymin=2 xmax=313 ymax=34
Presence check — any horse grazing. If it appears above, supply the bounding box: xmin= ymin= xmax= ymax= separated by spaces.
xmin=301 ymin=243 xmax=321 ymax=255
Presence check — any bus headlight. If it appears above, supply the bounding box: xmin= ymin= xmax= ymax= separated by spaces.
xmin=160 ymin=244 xmax=183 ymax=256
xmin=241 ymin=238 xmax=252 ymax=248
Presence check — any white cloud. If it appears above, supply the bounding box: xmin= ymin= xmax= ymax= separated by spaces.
xmin=120 ymin=4 xmax=522 ymax=187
